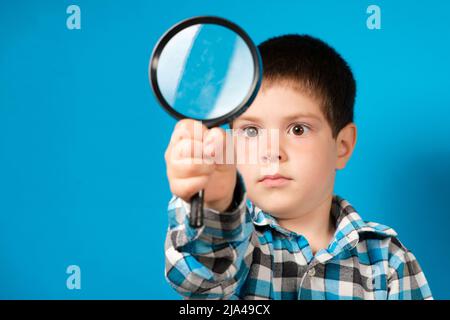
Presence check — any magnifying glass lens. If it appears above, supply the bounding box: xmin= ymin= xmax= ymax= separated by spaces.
xmin=156 ymin=24 xmax=255 ymax=120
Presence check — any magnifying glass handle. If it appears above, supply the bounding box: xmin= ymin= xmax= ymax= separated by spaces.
xmin=189 ymin=190 xmax=204 ymax=228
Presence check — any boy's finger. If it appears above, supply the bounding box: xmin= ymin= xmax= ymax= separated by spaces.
xmin=203 ymin=127 xmax=225 ymax=144
xmin=171 ymin=175 xmax=210 ymax=202
xmin=171 ymin=160 xmax=215 ymax=178
xmin=203 ymin=127 xmax=233 ymax=165
xmin=169 ymin=126 xmax=190 ymax=146
xmin=172 ymin=138 xmax=204 ymax=161
xmin=171 ymin=119 xmax=208 ymax=145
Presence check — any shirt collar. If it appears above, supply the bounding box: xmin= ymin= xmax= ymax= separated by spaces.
xmin=248 ymin=194 xmax=398 ymax=255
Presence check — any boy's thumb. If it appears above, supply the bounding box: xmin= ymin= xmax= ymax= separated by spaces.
xmin=203 ymin=127 xmax=231 ymax=165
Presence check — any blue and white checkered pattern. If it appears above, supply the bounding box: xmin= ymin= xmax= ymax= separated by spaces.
xmin=164 ymin=177 xmax=432 ymax=300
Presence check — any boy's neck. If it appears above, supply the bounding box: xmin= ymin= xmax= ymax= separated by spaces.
xmin=277 ymin=193 xmax=336 ymax=255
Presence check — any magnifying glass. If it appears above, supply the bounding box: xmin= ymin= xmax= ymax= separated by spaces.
xmin=149 ymin=16 xmax=262 ymax=228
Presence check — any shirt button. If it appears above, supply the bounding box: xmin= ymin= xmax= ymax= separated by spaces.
xmin=307 ymin=268 xmax=316 ymax=277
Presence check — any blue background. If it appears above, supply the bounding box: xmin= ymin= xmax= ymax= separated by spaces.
xmin=1 ymin=0 xmax=449 ymax=299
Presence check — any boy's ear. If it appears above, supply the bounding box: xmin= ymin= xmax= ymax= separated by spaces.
xmin=335 ymin=122 xmax=357 ymax=170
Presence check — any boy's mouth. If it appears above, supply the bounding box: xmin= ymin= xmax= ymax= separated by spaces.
xmin=258 ymin=174 xmax=292 ymax=187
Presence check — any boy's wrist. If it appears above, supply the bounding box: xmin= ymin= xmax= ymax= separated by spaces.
xmin=204 ymin=194 xmax=234 ymax=213
xmin=204 ymin=172 xmax=245 ymax=213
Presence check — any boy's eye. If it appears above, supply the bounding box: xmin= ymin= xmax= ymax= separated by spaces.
xmin=288 ymin=124 xmax=309 ymax=136
xmin=242 ymin=126 xmax=259 ymax=138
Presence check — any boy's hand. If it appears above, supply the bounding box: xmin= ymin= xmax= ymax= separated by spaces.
xmin=165 ymin=119 xmax=237 ymax=213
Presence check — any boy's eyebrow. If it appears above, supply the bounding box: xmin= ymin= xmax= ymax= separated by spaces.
xmin=235 ymin=112 xmax=322 ymax=123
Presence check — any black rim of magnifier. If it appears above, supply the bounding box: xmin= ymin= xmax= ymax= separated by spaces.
xmin=149 ymin=15 xmax=262 ymax=128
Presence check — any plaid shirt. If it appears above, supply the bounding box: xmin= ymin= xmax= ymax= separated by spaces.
xmin=164 ymin=175 xmax=433 ymax=300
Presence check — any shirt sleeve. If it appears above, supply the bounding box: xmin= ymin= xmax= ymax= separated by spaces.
xmin=164 ymin=172 xmax=255 ymax=299
xmin=387 ymin=238 xmax=433 ymax=300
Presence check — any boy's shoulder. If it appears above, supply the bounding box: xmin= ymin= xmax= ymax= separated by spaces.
xmin=331 ymin=195 xmax=417 ymax=263
xmin=357 ymin=219 xmax=399 ymax=239
xmin=357 ymin=219 xmax=409 ymax=254
xmin=331 ymin=194 xmax=395 ymax=233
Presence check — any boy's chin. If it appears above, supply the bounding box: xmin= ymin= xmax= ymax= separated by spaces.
xmin=253 ymin=200 xmax=298 ymax=218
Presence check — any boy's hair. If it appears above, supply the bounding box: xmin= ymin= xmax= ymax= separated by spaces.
xmin=233 ymin=34 xmax=356 ymax=139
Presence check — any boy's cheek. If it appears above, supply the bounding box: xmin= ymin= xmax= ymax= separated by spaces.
xmin=236 ymin=165 xmax=264 ymax=191
xmin=294 ymin=141 xmax=336 ymax=166
xmin=296 ymin=155 xmax=336 ymax=183
xmin=236 ymin=164 xmax=254 ymax=181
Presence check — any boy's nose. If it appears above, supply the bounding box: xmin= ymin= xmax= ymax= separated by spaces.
xmin=256 ymin=128 xmax=287 ymax=164
xmin=261 ymin=153 xmax=283 ymax=163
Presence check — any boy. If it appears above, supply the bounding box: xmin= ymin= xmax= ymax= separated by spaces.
xmin=163 ymin=35 xmax=432 ymax=300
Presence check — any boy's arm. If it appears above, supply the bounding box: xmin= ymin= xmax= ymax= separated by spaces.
xmin=387 ymin=240 xmax=433 ymax=300
xmin=164 ymin=173 xmax=254 ymax=299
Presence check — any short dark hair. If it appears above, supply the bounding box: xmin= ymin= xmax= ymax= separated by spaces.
xmin=235 ymin=34 xmax=356 ymax=139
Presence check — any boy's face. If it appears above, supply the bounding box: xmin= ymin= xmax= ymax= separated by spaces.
xmin=232 ymin=84 xmax=349 ymax=219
